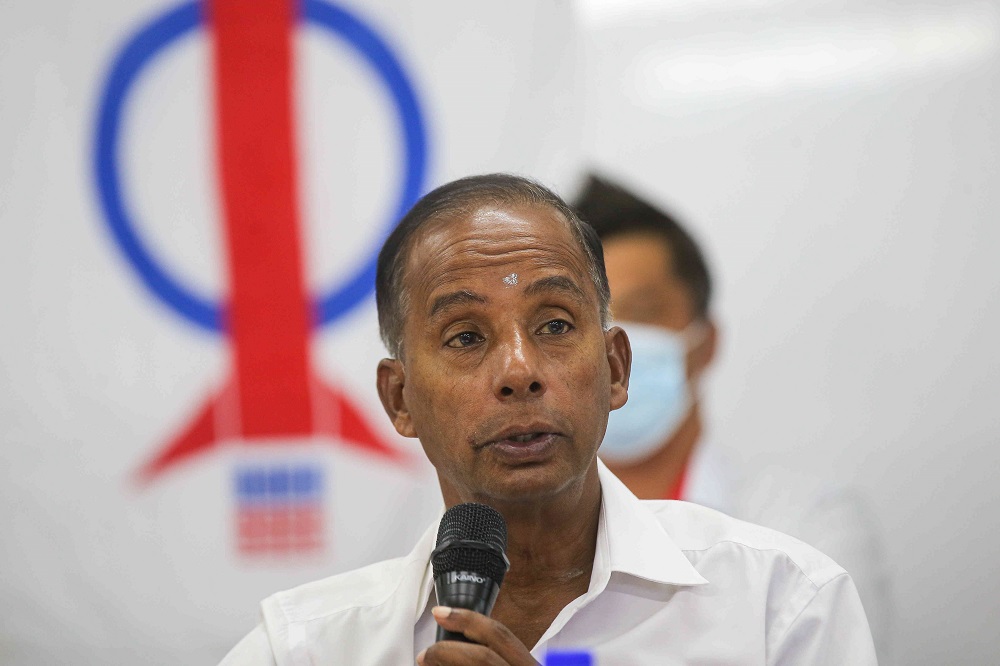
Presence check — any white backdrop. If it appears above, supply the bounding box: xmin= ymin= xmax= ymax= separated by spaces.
xmin=578 ymin=0 xmax=1000 ymax=663
xmin=0 ymin=1 xmax=579 ymax=663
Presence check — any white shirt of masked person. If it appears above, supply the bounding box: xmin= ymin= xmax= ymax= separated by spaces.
xmin=222 ymin=460 xmax=875 ymax=665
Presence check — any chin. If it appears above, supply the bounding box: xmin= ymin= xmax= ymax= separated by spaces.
xmin=477 ymin=461 xmax=586 ymax=505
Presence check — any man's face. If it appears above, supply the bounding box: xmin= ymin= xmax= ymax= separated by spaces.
xmin=377 ymin=203 xmax=629 ymax=505
xmin=602 ymin=231 xmax=694 ymax=331
xmin=602 ymin=230 xmax=715 ymax=381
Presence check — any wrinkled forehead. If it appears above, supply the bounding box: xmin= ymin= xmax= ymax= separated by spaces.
xmin=402 ymin=202 xmax=592 ymax=297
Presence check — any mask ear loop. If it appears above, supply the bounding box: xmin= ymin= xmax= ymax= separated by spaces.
xmin=679 ymin=319 xmax=712 ymax=395
xmin=680 ymin=320 xmax=709 ymax=350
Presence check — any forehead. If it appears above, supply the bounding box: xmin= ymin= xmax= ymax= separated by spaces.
xmin=602 ymin=230 xmax=695 ymax=324
xmin=603 ymin=231 xmax=676 ymax=289
xmin=403 ymin=202 xmax=593 ymax=307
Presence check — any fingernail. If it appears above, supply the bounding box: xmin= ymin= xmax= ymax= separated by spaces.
xmin=431 ymin=605 xmax=453 ymax=619
xmin=416 ymin=648 xmax=426 ymax=664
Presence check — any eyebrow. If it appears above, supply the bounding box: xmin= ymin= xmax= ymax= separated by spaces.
xmin=523 ymin=275 xmax=588 ymax=303
xmin=429 ymin=290 xmax=488 ymax=319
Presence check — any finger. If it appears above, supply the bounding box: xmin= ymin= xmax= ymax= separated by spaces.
xmin=418 ymin=641 xmax=508 ymax=666
xmin=430 ymin=606 xmax=538 ymax=666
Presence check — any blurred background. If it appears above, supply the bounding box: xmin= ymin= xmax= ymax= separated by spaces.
xmin=1 ymin=0 xmax=998 ymax=663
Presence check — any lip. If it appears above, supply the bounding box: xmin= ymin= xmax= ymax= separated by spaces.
xmin=478 ymin=423 xmax=563 ymax=462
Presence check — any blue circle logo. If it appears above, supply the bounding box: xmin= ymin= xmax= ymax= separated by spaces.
xmin=94 ymin=0 xmax=428 ymax=332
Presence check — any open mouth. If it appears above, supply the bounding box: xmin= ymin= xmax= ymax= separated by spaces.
xmin=483 ymin=429 xmax=560 ymax=460
xmin=474 ymin=422 xmax=564 ymax=458
xmin=506 ymin=433 xmax=547 ymax=444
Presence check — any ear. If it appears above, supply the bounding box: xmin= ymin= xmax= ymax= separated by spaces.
xmin=687 ymin=319 xmax=718 ymax=380
xmin=376 ymin=358 xmax=417 ymax=438
xmin=605 ymin=326 xmax=631 ymax=411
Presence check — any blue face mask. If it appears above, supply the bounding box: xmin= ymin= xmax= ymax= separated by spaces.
xmin=600 ymin=322 xmax=692 ymax=465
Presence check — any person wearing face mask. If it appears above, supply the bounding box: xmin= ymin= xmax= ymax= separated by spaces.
xmin=599 ymin=320 xmax=711 ymax=499
xmin=573 ymin=173 xmax=894 ymax=664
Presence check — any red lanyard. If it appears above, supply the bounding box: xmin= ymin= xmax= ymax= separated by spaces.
xmin=665 ymin=468 xmax=689 ymax=501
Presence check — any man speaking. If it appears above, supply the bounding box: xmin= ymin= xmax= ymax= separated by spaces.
xmin=221 ymin=174 xmax=876 ymax=664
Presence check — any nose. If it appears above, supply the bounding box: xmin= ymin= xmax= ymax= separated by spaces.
xmin=492 ymin=328 xmax=546 ymax=401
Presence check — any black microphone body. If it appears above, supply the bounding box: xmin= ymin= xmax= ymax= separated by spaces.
xmin=434 ymin=566 xmax=503 ymax=642
xmin=431 ymin=503 xmax=510 ymax=643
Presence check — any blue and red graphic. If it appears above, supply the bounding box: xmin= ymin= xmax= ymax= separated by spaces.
xmin=235 ymin=464 xmax=324 ymax=554
xmin=93 ymin=0 xmax=427 ymax=494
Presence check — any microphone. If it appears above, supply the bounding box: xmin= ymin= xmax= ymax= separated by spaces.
xmin=431 ymin=502 xmax=511 ymax=643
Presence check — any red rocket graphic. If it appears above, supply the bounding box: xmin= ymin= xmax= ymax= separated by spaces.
xmin=136 ymin=0 xmax=404 ymax=483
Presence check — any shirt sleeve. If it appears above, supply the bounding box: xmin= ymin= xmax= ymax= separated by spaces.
xmin=739 ymin=467 xmax=893 ymax=663
xmin=789 ymin=489 xmax=893 ymax=663
xmin=218 ymin=625 xmax=278 ymax=666
xmin=769 ymin=572 xmax=878 ymax=666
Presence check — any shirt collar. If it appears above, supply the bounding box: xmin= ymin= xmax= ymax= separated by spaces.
xmin=411 ymin=459 xmax=708 ymax=623
xmin=413 ymin=520 xmax=440 ymax=623
xmin=595 ymin=458 xmax=708 ymax=587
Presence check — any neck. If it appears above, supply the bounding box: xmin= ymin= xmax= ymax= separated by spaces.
xmin=499 ymin=463 xmax=602 ymax=590
xmin=605 ymin=401 xmax=702 ymax=500
xmin=438 ymin=462 xmax=603 ymax=649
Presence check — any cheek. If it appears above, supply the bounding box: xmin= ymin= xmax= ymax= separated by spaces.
xmin=404 ymin=367 xmax=469 ymax=438
xmin=557 ymin=349 xmax=611 ymax=409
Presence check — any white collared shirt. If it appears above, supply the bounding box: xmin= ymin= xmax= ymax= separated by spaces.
xmin=685 ymin=442 xmax=893 ymax=664
xmin=221 ymin=461 xmax=876 ymax=665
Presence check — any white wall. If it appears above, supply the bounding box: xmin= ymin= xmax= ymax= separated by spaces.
xmin=577 ymin=1 xmax=1000 ymax=663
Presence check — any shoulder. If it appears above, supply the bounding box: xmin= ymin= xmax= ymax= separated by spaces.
xmin=643 ymin=500 xmax=876 ymax=663
xmin=262 ymin=554 xmax=417 ymax=625
xmin=223 ymin=566 xmax=409 ymax=666
xmin=645 ymin=498 xmax=847 ymax=590
xmin=243 ymin=521 xmax=438 ymax=664
xmin=249 ymin=553 xmax=430 ymax=665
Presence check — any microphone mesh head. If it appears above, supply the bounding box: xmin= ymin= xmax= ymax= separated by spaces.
xmin=432 ymin=503 xmax=508 ymax=583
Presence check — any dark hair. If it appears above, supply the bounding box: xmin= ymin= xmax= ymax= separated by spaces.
xmin=376 ymin=173 xmax=611 ymax=358
xmin=572 ymin=174 xmax=712 ymax=319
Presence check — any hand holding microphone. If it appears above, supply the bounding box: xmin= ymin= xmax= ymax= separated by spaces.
xmin=419 ymin=503 xmax=538 ymax=666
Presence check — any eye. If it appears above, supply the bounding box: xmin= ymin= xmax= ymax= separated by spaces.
xmin=445 ymin=331 xmax=484 ymax=348
xmin=539 ymin=319 xmax=573 ymax=335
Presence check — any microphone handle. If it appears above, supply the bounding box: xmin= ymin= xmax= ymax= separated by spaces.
xmin=433 ymin=576 xmax=501 ymax=643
